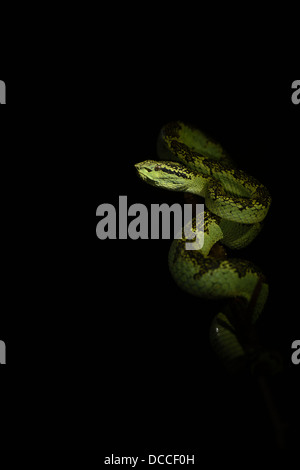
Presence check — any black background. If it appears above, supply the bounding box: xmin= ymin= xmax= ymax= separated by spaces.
xmin=0 ymin=26 xmax=299 ymax=451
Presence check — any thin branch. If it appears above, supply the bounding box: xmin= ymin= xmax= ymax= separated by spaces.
xmin=257 ymin=375 xmax=286 ymax=449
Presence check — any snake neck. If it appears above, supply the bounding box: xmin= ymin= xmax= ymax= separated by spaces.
xmin=184 ymin=173 xmax=211 ymax=198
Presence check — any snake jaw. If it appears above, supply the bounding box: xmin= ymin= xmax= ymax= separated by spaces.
xmin=135 ymin=160 xmax=197 ymax=192
xmin=134 ymin=160 xmax=159 ymax=185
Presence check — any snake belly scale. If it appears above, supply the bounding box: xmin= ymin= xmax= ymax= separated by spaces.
xmin=135 ymin=121 xmax=272 ymax=372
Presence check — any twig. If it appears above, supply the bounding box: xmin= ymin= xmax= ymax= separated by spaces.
xmin=256 ymin=375 xmax=286 ymax=449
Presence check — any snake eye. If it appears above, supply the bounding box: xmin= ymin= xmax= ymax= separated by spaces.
xmin=154 ymin=164 xmax=161 ymax=171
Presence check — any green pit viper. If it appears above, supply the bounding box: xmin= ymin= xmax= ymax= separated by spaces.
xmin=135 ymin=121 xmax=277 ymax=373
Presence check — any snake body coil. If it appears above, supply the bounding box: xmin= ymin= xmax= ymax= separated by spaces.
xmin=135 ymin=121 xmax=272 ymax=372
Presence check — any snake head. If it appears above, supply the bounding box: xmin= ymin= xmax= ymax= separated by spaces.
xmin=134 ymin=160 xmax=195 ymax=192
